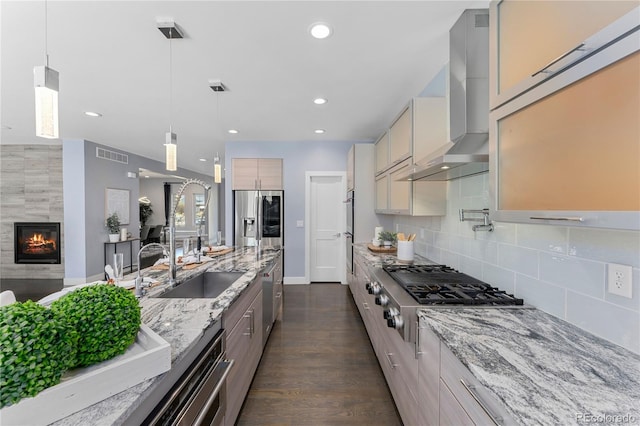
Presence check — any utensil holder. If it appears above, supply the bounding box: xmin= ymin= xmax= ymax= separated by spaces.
xmin=397 ymin=241 xmax=414 ymax=263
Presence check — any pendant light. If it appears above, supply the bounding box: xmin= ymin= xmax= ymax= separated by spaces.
xmin=213 ymin=153 xmax=222 ymax=184
xmin=34 ymin=0 xmax=59 ymax=139
xmin=209 ymin=80 xmax=227 ymax=184
xmin=159 ymin=22 xmax=183 ymax=171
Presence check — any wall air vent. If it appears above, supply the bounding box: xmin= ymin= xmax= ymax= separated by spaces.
xmin=96 ymin=147 xmax=129 ymax=164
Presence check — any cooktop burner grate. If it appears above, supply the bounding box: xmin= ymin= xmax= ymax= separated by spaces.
xmin=383 ymin=264 xmax=524 ymax=306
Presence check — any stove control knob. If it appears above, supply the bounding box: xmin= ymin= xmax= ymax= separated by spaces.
xmin=365 ymin=282 xmax=372 ymax=291
xmin=388 ymin=314 xmax=404 ymax=330
xmin=375 ymin=294 xmax=389 ymax=306
xmin=384 ymin=307 xmax=398 ymax=320
xmin=368 ymin=282 xmax=381 ymax=295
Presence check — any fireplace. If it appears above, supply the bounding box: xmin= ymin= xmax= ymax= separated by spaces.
xmin=14 ymin=222 xmax=61 ymax=264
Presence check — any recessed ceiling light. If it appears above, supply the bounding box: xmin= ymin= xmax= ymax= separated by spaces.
xmin=144 ymin=175 xmax=150 ymax=178
xmin=84 ymin=111 xmax=102 ymax=117
xmin=313 ymin=98 xmax=327 ymax=105
xmin=440 ymin=165 xmax=451 ymax=170
xmin=228 ymin=129 xmax=238 ymax=134
xmin=199 ymin=158 xmax=207 ymax=162
xmin=314 ymin=129 xmax=325 ymax=134
xmin=309 ymin=22 xmax=332 ymax=39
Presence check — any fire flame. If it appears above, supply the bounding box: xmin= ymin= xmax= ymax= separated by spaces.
xmin=24 ymin=233 xmax=57 ymax=252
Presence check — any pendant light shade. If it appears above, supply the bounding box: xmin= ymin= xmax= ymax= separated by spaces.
xmin=165 ymin=131 xmax=177 ymax=171
xmin=34 ymin=65 xmax=59 ymax=139
xmin=213 ymin=153 xmax=222 ymax=183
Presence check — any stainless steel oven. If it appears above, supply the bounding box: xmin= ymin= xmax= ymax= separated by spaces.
xmin=144 ymin=329 xmax=233 ymax=426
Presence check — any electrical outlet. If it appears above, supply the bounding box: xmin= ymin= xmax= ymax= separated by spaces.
xmin=607 ymin=263 xmax=633 ymax=298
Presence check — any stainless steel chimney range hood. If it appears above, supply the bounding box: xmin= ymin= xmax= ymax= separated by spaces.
xmin=399 ymin=9 xmax=489 ymax=182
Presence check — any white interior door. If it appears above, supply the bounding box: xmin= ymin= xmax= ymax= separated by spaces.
xmin=309 ymin=175 xmax=345 ymax=283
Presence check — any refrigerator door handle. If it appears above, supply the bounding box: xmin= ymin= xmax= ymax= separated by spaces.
xmin=256 ymin=193 xmax=262 ymax=243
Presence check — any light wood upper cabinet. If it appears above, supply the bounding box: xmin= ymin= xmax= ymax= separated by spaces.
xmin=490 ymin=3 xmax=640 ymax=230
xmin=389 ymin=105 xmax=411 ymax=166
xmin=490 ymin=0 xmax=638 ymax=109
xmin=375 ymin=159 xmax=446 ymax=216
xmin=374 ymin=131 xmax=389 ymax=175
xmin=232 ymin=158 xmax=283 ymax=190
xmin=412 ymin=97 xmax=448 ymax=164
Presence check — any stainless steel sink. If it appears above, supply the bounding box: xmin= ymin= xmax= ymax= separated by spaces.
xmin=156 ymin=271 xmax=245 ymax=298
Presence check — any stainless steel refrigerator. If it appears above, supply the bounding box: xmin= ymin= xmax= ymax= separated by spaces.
xmin=233 ymin=190 xmax=283 ymax=248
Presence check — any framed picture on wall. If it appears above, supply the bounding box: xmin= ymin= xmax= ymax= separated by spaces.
xmin=105 ymin=188 xmax=130 ymax=225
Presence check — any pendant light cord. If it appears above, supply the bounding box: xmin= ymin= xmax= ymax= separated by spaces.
xmin=169 ymin=27 xmax=173 ymax=132
xmin=44 ymin=0 xmax=49 ymax=66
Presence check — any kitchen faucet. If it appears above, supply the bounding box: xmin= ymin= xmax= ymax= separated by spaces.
xmin=168 ymin=179 xmax=211 ymax=285
xmin=134 ymin=243 xmax=168 ymax=297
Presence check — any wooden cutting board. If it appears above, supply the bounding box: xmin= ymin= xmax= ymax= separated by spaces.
xmin=151 ymin=248 xmax=235 ymax=270
xmin=367 ymin=243 xmax=396 ymax=253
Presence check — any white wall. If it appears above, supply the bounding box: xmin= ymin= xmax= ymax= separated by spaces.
xmin=393 ymin=172 xmax=640 ymax=354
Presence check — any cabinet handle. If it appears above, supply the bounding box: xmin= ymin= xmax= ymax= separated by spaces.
xmin=243 ymin=309 xmax=254 ymax=337
xmin=530 ymin=216 xmax=584 ymax=222
xmin=415 ymin=322 xmax=421 ymax=358
xmin=275 ymin=292 xmax=282 ymax=299
xmin=531 ymin=43 xmax=586 ymax=77
xmin=385 ymin=352 xmax=398 ymax=369
xmin=460 ymin=379 xmax=504 ymax=425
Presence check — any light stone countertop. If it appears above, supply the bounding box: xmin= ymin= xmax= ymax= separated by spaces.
xmin=51 ymin=246 xmax=280 ymax=426
xmin=419 ymin=304 xmax=640 ymax=425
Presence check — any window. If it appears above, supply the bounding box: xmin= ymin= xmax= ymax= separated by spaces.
xmin=194 ymin=193 xmax=206 ymax=226
xmin=174 ymin=195 xmax=186 ymax=228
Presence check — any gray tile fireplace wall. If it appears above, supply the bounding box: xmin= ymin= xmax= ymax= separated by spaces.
xmin=0 ymin=145 xmax=64 ymax=279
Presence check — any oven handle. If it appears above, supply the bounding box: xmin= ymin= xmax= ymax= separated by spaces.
xmin=193 ymin=359 xmax=235 ymax=426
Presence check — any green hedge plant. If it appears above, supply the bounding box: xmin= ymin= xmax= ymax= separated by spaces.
xmin=51 ymin=284 xmax=141 ymax=367
xmin=0 ymin=301 xmax=78 ymax=408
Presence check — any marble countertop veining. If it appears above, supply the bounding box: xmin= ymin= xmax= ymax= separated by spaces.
xmin=419 ymin=308 xmax=640 ymax=426
xmin=51 ymin=246 xmax=280 ymax=426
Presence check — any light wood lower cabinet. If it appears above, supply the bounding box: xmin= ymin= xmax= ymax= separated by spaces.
xmin=439 ymin=379 xmax=475 ymax=426
xmin=224 ymin=277 xmax=263 ymax=426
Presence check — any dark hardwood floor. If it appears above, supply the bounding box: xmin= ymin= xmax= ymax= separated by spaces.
xmin=236 ymin=283 xmax=402 ymax=426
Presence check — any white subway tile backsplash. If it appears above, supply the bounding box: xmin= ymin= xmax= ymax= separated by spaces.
xmin=462 ymin=237 xmax=498 ymax=265
xmin=460 ymin=173 xmax=484 ymax=197
xmin=482 ymin=263 xmax=516 ymax=294
xmin=491 ymin=222 xmax=517 ymax=245
xmin=539 ymin=252 xmax=605 ymax=299
xmin=498 ymin=243 xmax=539 ymax=278
xmin=458 ymin=255 xmax=483 ymax=279
xmin=569 ymin=228 xmax=640 ymax=268
xmin=517 ymin=223 xmax=568 ymax=254
xmin=566 ymin=292 xmax=640 ymax=354
xmin=515 ymin=274 xmax=566 ymax=318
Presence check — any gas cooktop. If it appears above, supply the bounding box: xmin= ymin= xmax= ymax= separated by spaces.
xmin=382 ymin=264 xmax=524 ymax=306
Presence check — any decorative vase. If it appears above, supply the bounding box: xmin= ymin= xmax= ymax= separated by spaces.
xmin=109 ymin=234 xmax=120 ymax=243
xmin=120 ymin=228 xmax=128 ymax=241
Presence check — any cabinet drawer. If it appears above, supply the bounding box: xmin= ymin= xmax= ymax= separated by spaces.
xmin=223 ymin=277 xmax=261 ymax=330
xmin=440 ymin=345 xmax=515 ymax=425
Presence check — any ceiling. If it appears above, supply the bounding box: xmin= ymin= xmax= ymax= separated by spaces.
xmin=1 ymin=0 xmax=488 ymax=176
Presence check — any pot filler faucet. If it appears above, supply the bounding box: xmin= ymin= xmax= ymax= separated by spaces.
xmin=168 ymin=179 xmax=212 ymax=285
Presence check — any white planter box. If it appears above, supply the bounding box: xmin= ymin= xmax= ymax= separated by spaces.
xmin=0 ymin=324 xmax=171 ymax=425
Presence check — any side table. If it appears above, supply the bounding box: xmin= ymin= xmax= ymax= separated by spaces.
xmin=104 ymin=238 xmax=140 ymax=279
